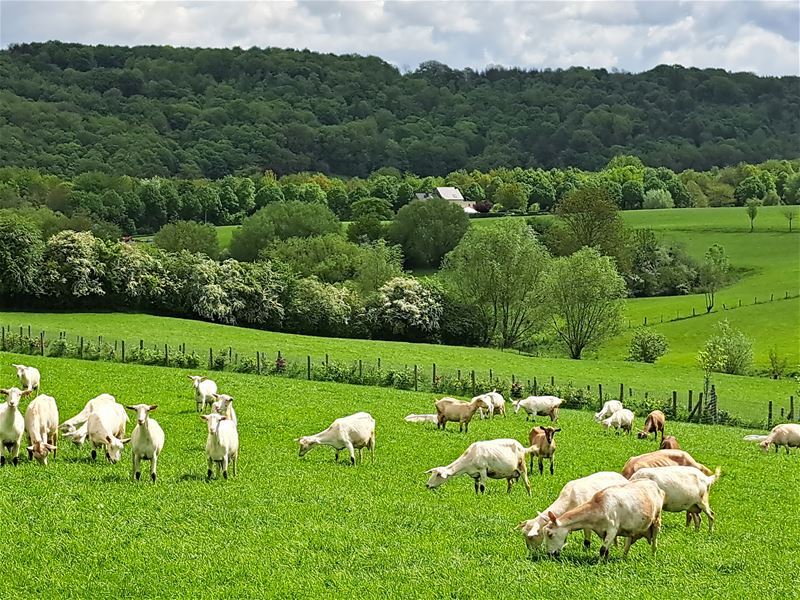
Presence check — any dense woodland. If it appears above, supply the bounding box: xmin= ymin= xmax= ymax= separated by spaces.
xmin=1 ymin=42 xmax=799 ymax=179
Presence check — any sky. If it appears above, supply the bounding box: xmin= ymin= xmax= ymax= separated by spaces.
xmin=1 ymin=0 xmax=799 ymax=76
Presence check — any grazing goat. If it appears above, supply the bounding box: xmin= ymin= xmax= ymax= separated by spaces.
xmin=187 ymin=375 xmax=217 ymax=412
xmin=631 ymin=465 xmax=721 ymax=532
xmin=126 ymin=404 xmax=165 ymax=482
xmin=0 ymin=387 xmax=30 ymax=466
xmin=404 ymin=414 xmax=438 ymax=424
xmin=638 ymin=410 xmax=666 ymax=441
xmin=85 ymin=405 xmax=131 ymax=463
xmin=60 ymin=393 xmax=121 ymax=434
xmin=602 ymin=408 xmax=635 ymax=434
xmin=296 ymin=412 xmax=376 ymax=465
xmin=211 ymin=393 xmax=237 ymax=425
xmin=594 ymin=400 xmax=623 ymax=422
xmin=434 ymin=397 xmax=488 ymax=432
xmin=474 ymin=391 xmax=506 ymax=419
xmin=513 ymin=396 xmax=562 ymax=422
xmin=62 ymin=395 xmax=128 ymax=448
xmin=517 ymin=471 xmax=628 ymax=552
xmin=543 ymin=480 xmax=665 ymax=560
xmin=760 ymin=424 xmax=800 ymax=454
xmin=622 ymin=449 xmax=713 ymax=479
xmin=12 ymin=364 xmax=40 ymax=392
xmin=660 ymin=436 xmax=680 ymax=450
xmin=528 ymin=426 xmax=560 ymax=475
xmin=24 ymin=394 xmax=58 ymax=465
xmin=426 ymin=438 xmax=532 ymax=495
xmin=202 ymin=412 xmax=239 ymax=479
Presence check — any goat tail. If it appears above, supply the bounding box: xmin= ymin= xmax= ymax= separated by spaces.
xmin=709 ymin=466 xmax=722 ymax=486
xmin=524 ymin=445 xmax=538 ymax=456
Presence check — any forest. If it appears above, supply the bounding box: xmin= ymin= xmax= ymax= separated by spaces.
xmin=1 ymin=41 xmax=798 ymax=179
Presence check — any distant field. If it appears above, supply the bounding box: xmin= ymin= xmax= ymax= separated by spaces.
xmin=0 ymin=352 xmax=797 ymax=598
xmin=0 ymin=311 xmax=795 ymax=423
xmin=216 ymin=224 xmax=237 ymax=249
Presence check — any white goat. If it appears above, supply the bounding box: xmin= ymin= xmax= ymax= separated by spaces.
xmin=760 ymin=424 xmax=800 ymax=454
xmin=63 ymin=396 xmax=128 ymax=448
xmin=631 ymin=465 xmax=721 ymax=532
xmin=126 ymin=404 xmax=165 ymax=482
xmin=202 ymin=412 xmax=239 ymax=479
xmin=425 ymin=438 xmax=533 ymax=495
xmin=296 ymin=412 xmax=376 ymax=465
xmin=542 ymin=479 xmax=665 ymax=559
xmin=513 ymin=396 xmax=562 ymax=422
xmin=594 ymin=400 xmax=624 ymax=422
xmin=211 ymin=393 xmax=237 ymax=425
xmin=12 ymin=364 xmax=40 ymax=392
xmin=60 ymin=393 xmax=119 ymax=434
xmin=404 ymin=414 xmax=438 ymax=424
xmin=474 ymin=391 xmax=506 ymax=419
xmin=24 ymin=394 xmax=59 ymax=465
xmin=84 ymin=405 xmax=130 ymax=463
xmin=188 ymin=375 xmax=217 ymax=412
xmin=602 ymin=408 xmax=635 ymax=434
xmin=517 ymin=471 xmax=628 ymax=552
xmin=0 ymin=387 xmax=30 ymax=466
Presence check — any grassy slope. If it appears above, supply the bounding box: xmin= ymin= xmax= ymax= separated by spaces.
xmin=0 ymin=311 xmax=795 ymax=423
xmin=0 ymin=353 xmax=797 ymax=599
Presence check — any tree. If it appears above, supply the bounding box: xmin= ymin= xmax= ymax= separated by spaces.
xmin=699 ymin=244 xmax=729 ymax=313
xmin=153 ymin=220 xmax=219 ymax=258
xmin=627 ymin=329 xmax=669 ymax=363
xmin=347 ymin=215 xmax=386 ymax=244
xmin=698 ymin=320 xmax=753 ymax=376
xmin=783 ymin=207 xmax=798 ymax=232
xmin=354 ymin=240 xmax=404 ymax=294
xmin=0 ymin=212 xmax=43 ymax=297
xmin=554 ymin=183 xmax=629 ymax=269
xmin=262 ymin=234 xmax=362 ymax=283
xmin=366 ymin=277 xmax=442 ymax=342
xmin=745 ymin=199 xmax=759 ymax=232
xmin=41 ymin=230 xmax=106 ymax=301
xmin=229 ymin=202 xmax=340 ymax=261
xmin=351 ymin=196 xmax=393 ymax=220
xmin=442 ymin=221 xmax=551 ymax=348
xmin=388 ymin=198 xmax=469 ymax=268
xmin=643 ymin=189 xmax=674 ymax=209
xmin=543 ymin=247 xmax=627 ymax=359
xmin=254 ymin=183 xmax=284 ymax=209
xmin=494 ymin=182 xmax=528 ymax=212
xmin=327 ymin=186 xmax=351 ymax=220
xmin=284 ymin=277 xmax=352 ymax=336
xmin=621 ymin=180 xmax=644 ymax=210
xmin=734 ymin=175 xmax=766 ymax=206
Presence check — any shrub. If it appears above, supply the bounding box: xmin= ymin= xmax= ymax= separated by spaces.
xmin=366 ymin=277 xmax=443 ymax=342
xmin=388 ymin=198 xmax=469 ymax=267
xmin=643 ymin=189 xmax=674 ymax=209
xmin=627 ymin=329 xmax=669 ymax=363
xmin=153 ymin=220 xmax=219 ymax=259
xmin=700 ymin=320 xmax=754 ymax=375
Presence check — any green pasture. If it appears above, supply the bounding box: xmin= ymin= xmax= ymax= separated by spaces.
xmin=0 ymin=353 xmax=797 ymax=598
xmin=0 ymin=311 xmax=795 ymax=423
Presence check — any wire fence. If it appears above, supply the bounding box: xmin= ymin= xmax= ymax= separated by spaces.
xmin=1 ymin=324 xmax=795 ymax=431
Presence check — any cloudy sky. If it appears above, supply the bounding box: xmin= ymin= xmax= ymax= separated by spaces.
xmin=2 ymin=0 xmax=798 ymax=76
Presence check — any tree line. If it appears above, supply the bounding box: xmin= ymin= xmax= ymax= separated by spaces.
xmin=1 ymin=156 xmax=798 ymax=237
xmin=2 ymin=42 xmax=798 ymax=179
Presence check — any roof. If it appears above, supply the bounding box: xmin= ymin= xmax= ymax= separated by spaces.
xmin=435 ymin=186 xmax=464 ymax=201
xmin=463 ymin=206 xmax=479 ymax=214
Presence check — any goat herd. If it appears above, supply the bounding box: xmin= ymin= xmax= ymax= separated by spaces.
xmin=2 ymin=364 xmax=799 ymax=561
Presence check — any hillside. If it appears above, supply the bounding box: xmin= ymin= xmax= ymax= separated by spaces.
xmin=0 ymin=353 xmax=797 ymax=598
xmin=1 ymin=42 xmax=798 ymax=178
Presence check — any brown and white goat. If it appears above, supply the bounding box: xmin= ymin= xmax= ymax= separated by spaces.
xmin=659 ymin=435 xmax=680 ymax=450
xmin=434 ymin=397 xmax=488 ymax=433
xmin=638 ymin=410 xmax=666 ymax=442
xmin=622 ymin=449 xmax=712 ymax=479
xmin=528 ymin=426 xmax=559 ymax=475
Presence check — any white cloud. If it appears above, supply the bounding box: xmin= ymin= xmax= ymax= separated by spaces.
xmin=0 ymin=0 xmax=797 ymax=75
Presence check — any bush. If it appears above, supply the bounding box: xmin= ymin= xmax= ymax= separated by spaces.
xmin=700 ymin=320 xmax=754 ymax=375
xmin=627 ymin=329 xmax=669 ymax=363
xmin=643 ymin=189 xmax=674 ymax=209
xmin=388 ymin=198 xmax=469 ymax=268
xmin=366 ymin=277 xmax=443 ymax=342
xmin=153 ymin=220 xmax=219 ymax=259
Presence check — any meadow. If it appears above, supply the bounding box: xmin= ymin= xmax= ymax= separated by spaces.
xmin=0 ymin=353 xmax=797 ymax=599
xmin=0 ymin=310 xmax=795 ymax=424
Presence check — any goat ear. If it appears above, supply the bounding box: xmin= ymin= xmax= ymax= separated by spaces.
xmin=200 ymin=415 xmax=209 ymax=421
xmin=148 ymin=405 xmax=158 ymax=412
xmin=0 ymin=389 xmax=8 ymax=395
xmin=199 ymin=376 xmax=207 ymax=382
xmin=45 ymin=443 xmax=57 ymax=450
xmin=553 ymin=428 xmax=561 ymax=433
xmin=424 ymin=468 xmax=436 ymax=474
xmin=125 ymin=405 xmax=136 ymax=411
xmin=121 ymin=438 xmax=131 ymax=445
xmin=21 ymin=389 xmax=32 ymax=396
xmin=211 ymin=393 xmax=220 ymax=399
xmin=547 ymin=511 xmax=559 ymax=525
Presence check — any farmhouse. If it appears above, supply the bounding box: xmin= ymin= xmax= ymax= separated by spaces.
xmin=415 ymin=187 xmax=477 ymax=212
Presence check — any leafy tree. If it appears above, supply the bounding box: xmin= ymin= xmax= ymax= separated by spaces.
xmin=643 ymin=189 xmax=674 ymax=209
xmin=442 ymin=221 xmax=551 ymax=348
xmin=347 ymin=215 xmax=386 ymax=244
xmin=783 ymin=207 xmax=798 ymax=232
xmin=494 ymin=182 xmax=528 ymax=212
xmin=763 ymin=189 xmax=781 ymax=206
xmin=734 ymin=175 xmax=766 ymax=206
xmin=229 ymin=202 xmax=339 ymax=261
xmin=254 ymin=183 xmax=284 ymax=209
xmin=388 ymin=198 xmax=469 ymax=267
xmin=627 ymin=329 xmax=669 ymax=363
xmin=699 ymin=244 xmax=729 ymax=312
xmin=0 ymin=212 xmax=43 ymax=297
xmin=351 ymin=196 xmax=393 ymax=220
xmin=699 ymin=319 xmax=753 ymax=376
xmin=366 ymin=277 xmax=442 ymax=342
xmin=300 ymin=182 xmax=327 ymax=204
xmin=327 ymin=186 xmax=352 ymax=220
xmin=745 ymin=200 xmax=760 ymax=232
xmin=621 ymin=180 xmax=644 ymax=210
xmin=353 ymin=240 xmax=404 ymax=294
xmin=41 ymin=230 xmax=106 ymax=301
xmin=284 ymin=277 xmax=353 ymax=336
xmin=394 ymin=182 xmax=415 ymax=211
xmin=262 ymin=234 xmax=362 ymax=283
xmin=543 ymin=247 xmax=627 ymax=359
xmin=153 ymin=220 xmax=219 ymax=258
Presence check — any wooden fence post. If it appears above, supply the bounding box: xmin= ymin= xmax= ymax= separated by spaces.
xmin=121 ymin=340 xmax=125 ymax=363
xmin=619 ymin=383 xmax=623 ymax=401
xmin=688 ymin=391 xmax=693 ymax=414
xmin=307 ymin=356 xmax=311 ymax=380
xmin=489 ymin=368 xmax=493 ymax=382
xmin=432 ymin=363 xmax=436 ymax=385
xmin=359 ymin=359 xmax=363 ymax=379
xmin=79 ymin=337 xmax=83 ymax=358
xmin=165 ymin=344 xmax=169 ymax=366
xmin=140 ymin=340 xmax=144 ymax=350
xmin=550 ymin=376 xmax=554 ymax=386
xmin=27 ymin=325 xmax=31 ymax=338
xmin=414 ymin=365 xmax=418 ymax=391
xmin=533 ymin=377 xmax=538 ymax=394
xmin=598 ymin=384 xmax=603 ymax=401
xmin=209 ymin=348 xmax=213 ymax=369
xmin=768 ymin=401 xmax=773 ymax=429
xmin=377 ymin=358 xmax=381 ymax=370
xmin=256 ymin=351 xmax=261 ymax=374
xmin=790 ymin=396 xmax=795 ymax=421
xmin=40 ymin=331 xmax=44 ymax=355
xmin=672 ymin=391 xmax=677 ymax=416
xmin=471 ymin=370 xmax=475 ymax=396
xmin=325 ymin=354 xmax=329 ymax=367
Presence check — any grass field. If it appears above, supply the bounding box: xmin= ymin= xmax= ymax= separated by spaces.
xmin=0 ymin=353 xmax=797 ymax=598
xmin=0 ymin=311 xmax=795 ymax=424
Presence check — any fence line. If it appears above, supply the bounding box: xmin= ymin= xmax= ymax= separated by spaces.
xmin=0 ymin=324 xmax=794 ymax=431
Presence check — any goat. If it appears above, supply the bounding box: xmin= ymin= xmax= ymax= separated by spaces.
xmin=638 ymin=410 xmax=666 ymax=442
xmin=296 ymin=412 xmax=376 ymax=465
xmin=513 ymin=396 xmax=562 ymax=422
xmin=187 ymin=375 xmax=217 ymax=412
xmin=12 ymin=364 xmax=40 ymax=392
xmin=434 ymin=397 xmax=488 ymax=432
xmin=622 ymin=449 xmax=713 ymax=479
xmin=594 ymin=400 xmax=623 ymax=422
xmin=0 ymin=387 xmax=30 ymax=466
xmin=660 ymin=436 xmax=680 ymax=450
xmin=528 ymin=426 xmax=560 ymax=475
xmin=202 ymin=412 xmax=239 ymax=479
xmin=24 ymin=394 xmax=58 ymax=465
xmin=126 ymin=404 xmax=165 ymax=482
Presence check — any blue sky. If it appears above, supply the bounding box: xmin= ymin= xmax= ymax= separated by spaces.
xmin=2 ymin=1 xmax=798 ymax=75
